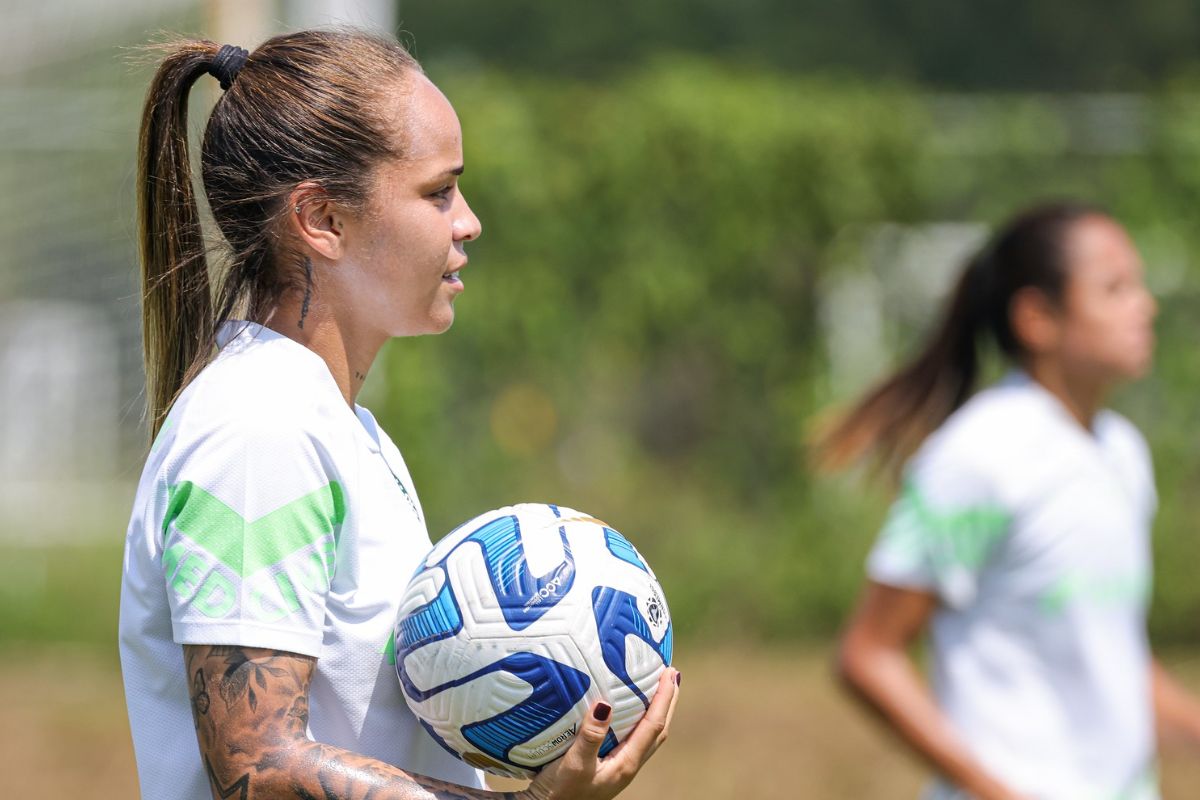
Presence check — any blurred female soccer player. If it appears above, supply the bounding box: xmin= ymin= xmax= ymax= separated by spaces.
xmin=119 ymin=30 xmax=678 ymax=800
xmin=818 ymin=203 xmax=1200 ymax=799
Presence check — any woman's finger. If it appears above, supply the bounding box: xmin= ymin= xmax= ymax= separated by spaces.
xmin=656 ymin=669 xmax=681 ymax=749
xmin=607 ymin=668 xmax=678 ymax=764
xmin=567 ymin=699 xmax=613 ymax=768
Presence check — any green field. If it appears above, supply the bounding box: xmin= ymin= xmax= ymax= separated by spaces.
xmin=8 ymin=643 xmax=1200 ymax=798
xmin=6 ymin=541 xmax=1200 ymax=796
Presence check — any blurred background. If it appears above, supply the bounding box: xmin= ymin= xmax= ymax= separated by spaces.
xmin=5 ymin=0 xmax=1200 ymax=796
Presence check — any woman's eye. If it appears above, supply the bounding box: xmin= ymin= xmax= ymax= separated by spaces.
xmin=429 ymin=185 xmax=454 ymax=201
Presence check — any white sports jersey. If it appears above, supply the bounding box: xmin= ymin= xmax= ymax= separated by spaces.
xmin=868 ymin=371 xmax=1158 ymax=800
xmin=119 ymin=321 xmax=481 ymax=799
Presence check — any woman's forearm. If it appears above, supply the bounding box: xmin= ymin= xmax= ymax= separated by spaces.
xmin=837 ymin=640 xmax=1023 ymax=800
xmin=186 ymin=644 xmax=526 ymax=800
xmin=1151 ymin=658 xmax=1200 ymax=749
xmin=203 ymin=735 xmax=521 ymax=800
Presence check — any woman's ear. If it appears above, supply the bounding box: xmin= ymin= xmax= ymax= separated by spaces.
xmin=287 ymin=182 xmax=346 ymax=260
xmin=1009 ymin=285 xmax=1062 ymax=356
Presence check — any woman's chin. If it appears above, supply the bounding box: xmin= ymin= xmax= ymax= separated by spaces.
xmin=1112 ymin=354 xmax=1153 ymax=383
xmin=427 ymin=307 xmax=456 ymax=335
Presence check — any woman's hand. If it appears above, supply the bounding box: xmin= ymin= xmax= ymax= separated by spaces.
xmin=523 ymin=667 xmax=681 ymax=800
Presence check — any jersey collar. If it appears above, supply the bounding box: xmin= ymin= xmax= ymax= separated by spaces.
xmin=216 ymin=320 xmax=384 ymax=454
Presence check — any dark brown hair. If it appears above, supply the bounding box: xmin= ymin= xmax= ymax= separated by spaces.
xmin=137 ymin=29 xmax=422 ymax=437
xmin=813 ymin=201 xmax=1104 ymax=478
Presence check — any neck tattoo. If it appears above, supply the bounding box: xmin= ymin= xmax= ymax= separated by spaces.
xmin=298 ymin=256 xmax=313 ymax=329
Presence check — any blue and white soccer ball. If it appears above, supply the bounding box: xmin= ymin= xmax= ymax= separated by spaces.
xmin=394 ymin=503 xmax=673 ymax=779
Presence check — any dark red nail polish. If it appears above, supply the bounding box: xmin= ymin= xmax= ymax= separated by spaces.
xmin=593 ymin=702 xmax=612 ymax=722
xmin=674 ymin=671 xmax=682 ymax=687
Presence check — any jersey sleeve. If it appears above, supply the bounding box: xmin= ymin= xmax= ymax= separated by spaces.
xmin=158 ymin=410 xmax=345 ymax=656
xmin=867 ymin=445 xmax=1012 ymax=609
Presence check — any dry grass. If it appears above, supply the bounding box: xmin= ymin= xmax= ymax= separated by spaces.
xmin=6 ymin=645 xmax=1200 ymax=798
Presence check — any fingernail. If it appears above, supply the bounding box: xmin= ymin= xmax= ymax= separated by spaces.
xmin=593 ymin=702 xmax=612 ymax=722
xmin=674 ymin=671 xmax=682 ymax=687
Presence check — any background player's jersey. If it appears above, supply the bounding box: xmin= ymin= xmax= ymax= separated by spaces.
xmin=119 ymin=321 xmax=481 ymax=799
xmin=869 ymin=371 xmax=1158 ymax=800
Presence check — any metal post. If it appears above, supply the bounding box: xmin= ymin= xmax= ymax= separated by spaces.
xmin=207 ymin=0 xmax=276 ymax=48
xmin=283 ymin=0 xmax=398 ymax=33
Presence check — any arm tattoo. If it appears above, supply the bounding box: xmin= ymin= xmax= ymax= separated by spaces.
xmin=190 ymin=668 xmax=210 ymax=726
xmin=211 ymin=646 xmax=288 ymax=713
xmin=184 ymin=645 xmax=524 ymax=800
xmin=206 ymin=755 xmax=251 ymax=800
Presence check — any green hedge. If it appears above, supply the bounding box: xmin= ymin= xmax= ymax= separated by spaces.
xmin=369 ymin=60 xmax=1200 ymax=645
xmin=13 ymin=60 xmax=1200 ymax=649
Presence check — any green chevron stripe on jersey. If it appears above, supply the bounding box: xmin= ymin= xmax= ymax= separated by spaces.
xmin=163 ymin=480 xmax=346 ymax=578
xmin=880 ymin=481 xmax=1010 ymax=570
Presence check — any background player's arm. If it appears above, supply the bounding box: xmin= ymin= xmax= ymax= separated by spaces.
xmin=184 ymin=644 xmax=677 ymax=800
xmin=835 ymin=582 xmax=1030 ymax=800
xmin=1151 ymin=658 xmax=1200 ymax=751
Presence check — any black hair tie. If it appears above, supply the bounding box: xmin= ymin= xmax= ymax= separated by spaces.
xmin=208 ymin=44 xmax=249 ymax=91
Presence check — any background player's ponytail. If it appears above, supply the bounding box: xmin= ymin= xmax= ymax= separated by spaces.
xmin=136 ymin=31 xmax=421 ymax=438
xmin=812 ymin=201 xmax=1101 ymax=478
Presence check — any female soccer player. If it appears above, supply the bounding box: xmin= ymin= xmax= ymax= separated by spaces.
xmin=819 ymin=203 xmax=1200 ymax=799
xmin=119 ymin=30 xmax=678 ymax=800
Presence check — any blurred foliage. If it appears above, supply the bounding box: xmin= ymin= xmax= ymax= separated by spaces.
xmin=12 ymin=57 xmax=1200 ymax=650
xmin=399 ymin=0 xmax=1200 ymax=91
xmin=364 ymin=59 xmax=1200 ymax=646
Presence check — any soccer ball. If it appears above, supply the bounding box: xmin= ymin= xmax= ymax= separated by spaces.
xmin=394 ymin=503 xmax=673 ymax=779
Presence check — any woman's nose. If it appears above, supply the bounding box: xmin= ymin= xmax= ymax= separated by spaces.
xmin=454 ymin=193 xmax=482 ymax=242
